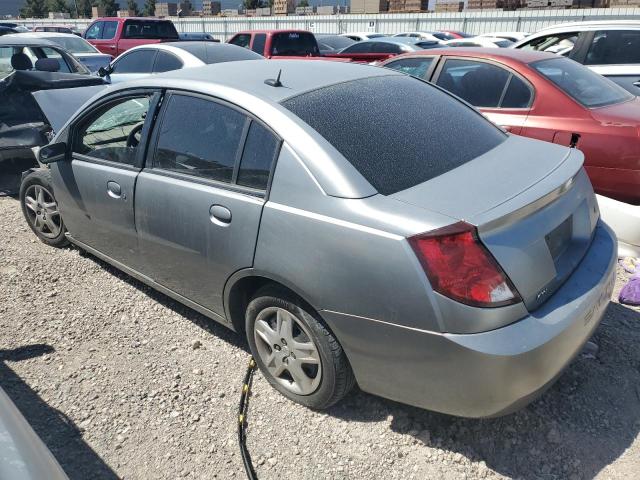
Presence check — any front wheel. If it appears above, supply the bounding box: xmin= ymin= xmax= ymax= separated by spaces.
xmin=20 ymin=169 xmax=69 ymax=248
xmin=245 ymin=285 xmax=355 ymax=409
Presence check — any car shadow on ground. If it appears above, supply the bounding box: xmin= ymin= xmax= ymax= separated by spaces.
xmin=327 ymin=301 xmax=640 ymax=479
xmin=0 ymin=344 xmax=119 ymax=480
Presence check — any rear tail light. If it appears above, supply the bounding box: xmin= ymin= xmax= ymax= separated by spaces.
xmin=408 ymin=222 xmax=521 ymax=308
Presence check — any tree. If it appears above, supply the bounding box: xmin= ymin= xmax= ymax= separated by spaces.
xmin=143 ymin=0 xmax=156 ymax=16
xmin=127 ymin=0 xmax=140 ymax=14
xmin=47 ymin=0 xmax=71 ymax=14
xmin=75 ymin=0 xmax=93 ymax=17
xmin=20 ymin=0 xmax=48 ymax=17
xmin=243 ymin=0 xmax=260 ymax=9
xmin=99 ymin=0 xmax=119 ymax=15
xmin=297 ymin=0 xmax=309 ymax=6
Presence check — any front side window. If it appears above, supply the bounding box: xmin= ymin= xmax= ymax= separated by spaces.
xmin=102 ymin=21 xmax=118 ymax=40
xmin=282 ymin=75 xmax=505 ymax=196
xmin=519 ymin=32 xmax=578 ymax=55
xmin=385 ymin=57 xmax=433 ymax=78
xmin=154 ymin=95 xmax=246 ymax=183
xmin=153 ymin=51 xmax=183 ymax=73
xmin=112 ymin=50 xmax=156 ymax=74
xmin=229 ymin=34 xmax=251 ymax=48
xmin=84 ymin=22 xmax=103 ymax=40
xmin=237 ymin=122 xmax=279 ymax=190
xmin=436 ymin=59 xmax=531 ymax=109
xmin=75 ymin=96 xmax=150 ymax=165
xmin=531 ymin=57 xmax=633 ymax=108
xmin=585 ymin=30 xmax=640 ymax=65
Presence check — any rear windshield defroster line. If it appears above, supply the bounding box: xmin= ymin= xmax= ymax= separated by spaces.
xmin=281 ymin=75 xmax=506 ymax=195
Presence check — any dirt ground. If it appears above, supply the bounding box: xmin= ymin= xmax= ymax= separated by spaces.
xmin=1 ymin=195 xmax=639 ymax=479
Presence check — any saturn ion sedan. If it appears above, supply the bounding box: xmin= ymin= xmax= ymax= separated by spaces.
xmin=22 ymin=60 xmax=616 ymax=417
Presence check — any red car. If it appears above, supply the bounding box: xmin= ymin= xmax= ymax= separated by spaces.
xmin=382 ymin=48 xmax=640 ymax=205
xmin=83 ymin=17 xmax=179 ymax=57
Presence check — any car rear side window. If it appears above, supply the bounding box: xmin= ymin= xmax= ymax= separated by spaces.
xmin=154 ymin=94 xmax=246 ymax=183
xmin=252 ymin=34 xmax=266 ymax=54
xmin=385 ymin=57 xmax=433 ymax=78
xmin=74 ymin=96 xmax=151 ymax=166
xmin=237 ymin=121 xmax=279 ymax=190
xmin=153 ymin=51 xmax=183 ymax=73
xmin=113 ymin=50 xmax=156 ymax=74
xmin=532 ymin=57 xmax=633 ymax=108
xmin=585 ymin=30 xmax=640 ymax=65
xmin=123 ymin=20 xmax=178 ymax=40
xmin=282 ymin=75 xmax=505 ymax=195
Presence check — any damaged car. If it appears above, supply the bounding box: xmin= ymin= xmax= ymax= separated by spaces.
xmin=0 ymin=36 xmax=106 ymax=195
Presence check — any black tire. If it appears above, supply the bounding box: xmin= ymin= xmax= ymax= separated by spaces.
xmin=245 ymin=285 xmax=355 ymax=410
xmin=19 ymin=169 xmax=69 ymax=248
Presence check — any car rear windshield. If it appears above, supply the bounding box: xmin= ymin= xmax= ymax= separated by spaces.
xmin=271 ymin=32 xmax=319 ymax=56
xmin=123 ymin=20 xmax=179 ymax=40
xmin=174 ymin=42 xmax=263 ymax=63
xmin=281 ymin=75 xmax=506 ymax=195
xmin=531 ymin=57 xmax=633 ymax=108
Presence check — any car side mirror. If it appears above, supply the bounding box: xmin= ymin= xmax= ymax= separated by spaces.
xmin=38 ymin=142 xmax=67 ymax=164
xmin=98 ymin=66 xmax=111 ymax=77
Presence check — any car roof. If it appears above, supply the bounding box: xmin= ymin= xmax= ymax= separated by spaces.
xmin=0 ymin=35 xmax=58 ymax=47
xmin=234 ymin=29 xmax=311 ymax=35
xmin=361 ymin=37 xmax=421 ymax=45
xmin=93 ymin=17 xmax=170 ymax=21
xmin=108 ymin=59 xmax=399 ymax=103
xmin=6 ymin=31 xmax=80 ymax=39
xmin=536 ymin=20 xmax=640 ymax=32
xmin=392 ymin=47 xmax=560 ymax=64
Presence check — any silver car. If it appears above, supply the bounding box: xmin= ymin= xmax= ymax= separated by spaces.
xmin=21 ymin=60 xmax=617 ymax=417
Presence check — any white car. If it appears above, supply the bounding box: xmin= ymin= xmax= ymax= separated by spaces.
xmin=512 ymin=20 xmax=640 ymax=94
xmin=444 ymin=37 xmax=514 ymax=48
xmin=101 ymin=41 xmax=262 ymax=84
xmin=339 ymin=32 xmax=387 ymax=41
xmin=393 ymin=31 xmax=448 ymax=42
xmin=478 ymin=31 xmax=530 ymax=42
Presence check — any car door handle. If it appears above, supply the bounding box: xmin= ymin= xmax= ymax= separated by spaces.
xmin=210 ymin=204 xmax=232 ymax=226
xmin=107 ymin=181 xmax=122 ymax=199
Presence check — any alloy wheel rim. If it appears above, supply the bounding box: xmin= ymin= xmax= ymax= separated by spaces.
xmin=24 ymin=185 xmax=61 ymax=239
xmin=253 ymin=307 xmax=322 ymax=396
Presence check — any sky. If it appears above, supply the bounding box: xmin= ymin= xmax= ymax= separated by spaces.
xmin=1 ymin=0 xmax=344 ymax=16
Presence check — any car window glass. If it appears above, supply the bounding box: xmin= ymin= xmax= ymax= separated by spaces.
xmin=386 ymin=57 xmax=433 ymax=78
xmin=501 ymin=75 xmax=532 ymax=108
xmin=155 ymin=95 xmax=246 ymax=183
xmin=436 ymin=59 xmax=510 ymax=108
xmin=38 ymin=47 xmax=71 ymax=73
xmin=342 ymin=42 xmax=372 ymax=53
xmin=112 ymin=50 xmax=156 ymax=74
xmin=532 ymin=57 xmax=632 ymax=108
xmin=237 ymin=121 xmax=279 ymax=190
xmin=585 ymin=30 xmax=640 ymax=65
xmin=519 ymin=32 xmax=578 ymax=55
xmin=122 ymin=20 xmax=178 ymax=40
xmin=271 ymin=32 xmax=319 ymax=56
xmin=153 ymin=51 xmax=183 ymax=73
xmin=230 ymin=34 xmax=251 ymax=48
xmin=252 ymin=33 xmax=266 ymax=54
xmin=282 ymin=75 xmax=505 ymax=196
xmin=75 ymin=96 xmax=150 ymax=165
xmin=375 ymin=42 xmax=401 ymax=53
xmin=84 ymin=22 xmax=103 ymax=40
xmin=102 ymin=21 xmax=118 ymax=40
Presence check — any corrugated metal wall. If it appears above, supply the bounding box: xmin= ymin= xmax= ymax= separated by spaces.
xmin=20 ymin=7 xmax=640 ymax=41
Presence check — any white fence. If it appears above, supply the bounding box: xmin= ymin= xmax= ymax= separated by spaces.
xmin=20 ymin=7 xmax=640 ymax=41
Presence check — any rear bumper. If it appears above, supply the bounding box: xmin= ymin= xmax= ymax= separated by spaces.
xmin=322 ymin=221 xmax=617 ymax=417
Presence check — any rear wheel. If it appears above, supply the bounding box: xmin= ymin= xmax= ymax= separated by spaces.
xmin=20 ymin=169 xmax=68 ymax=248
xmin=245 ymin=285 xmax=355 ymax=409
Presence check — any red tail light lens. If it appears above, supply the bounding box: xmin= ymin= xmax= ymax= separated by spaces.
xmin=408 ymin=222 xmax=521 ymax=308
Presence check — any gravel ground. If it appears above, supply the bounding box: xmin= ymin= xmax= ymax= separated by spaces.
xmin=1 ymin=194 xmax=640 ymax=480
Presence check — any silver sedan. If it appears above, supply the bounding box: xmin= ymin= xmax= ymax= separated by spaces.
xmin=22 ymin=59 xmax=616 ymax=417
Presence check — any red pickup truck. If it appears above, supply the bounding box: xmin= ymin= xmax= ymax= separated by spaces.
xmin=83 ymin=17 xmax=179 ymax=57
xmin=227 ymin=30 xmax=395 ymax=63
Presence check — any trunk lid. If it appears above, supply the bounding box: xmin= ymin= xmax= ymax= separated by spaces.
xmin=391 ymin=135 xmax=600 ymax=312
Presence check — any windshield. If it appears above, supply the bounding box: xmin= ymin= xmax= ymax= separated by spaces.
xmin=45 ymin=36 xmax=98 ymax=53
xmin=271 ymin=32 xmax=319 ymax=56
xmin=531 ymin=57 xmax=633 ymax=108
xmin=282 ymin=75 xmax=505 ymax=195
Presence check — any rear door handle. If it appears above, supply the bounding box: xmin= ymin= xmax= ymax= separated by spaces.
xmin=210 ymin=204 xmax=232 ymax=226
xmin=107 ymin=181 xmax=121 ymax=199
